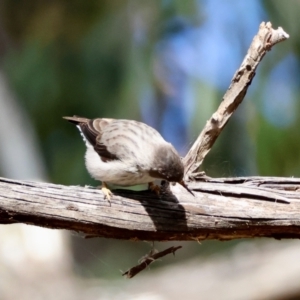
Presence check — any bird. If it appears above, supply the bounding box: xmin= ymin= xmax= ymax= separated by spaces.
xmin=63 ymin=116 xmax=193 ymax=201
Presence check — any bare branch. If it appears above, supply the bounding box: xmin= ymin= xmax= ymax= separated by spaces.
xmin=122 ymin=246 xmax=182 ymax=278
xmin=1 ymin=176 xmax=300 ymax=241
xmin=183 ymin=22 xmax=289 ymax=177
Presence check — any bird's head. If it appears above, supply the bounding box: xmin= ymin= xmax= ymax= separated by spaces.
xmin=149 ymin=144 xmax=194 ymax=195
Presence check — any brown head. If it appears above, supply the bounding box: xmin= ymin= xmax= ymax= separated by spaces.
xmin=149 ymin=144 xmax=194 ymax=195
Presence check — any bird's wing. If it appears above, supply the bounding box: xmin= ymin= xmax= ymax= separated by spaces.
xmin=83 ymin=119 xmax=119 ymax=162
xmin=64 ymin=116 xmax=118 ymax=162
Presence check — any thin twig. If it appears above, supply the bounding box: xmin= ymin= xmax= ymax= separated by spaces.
xmin=122 ymin=246 xmax=182 ymax=278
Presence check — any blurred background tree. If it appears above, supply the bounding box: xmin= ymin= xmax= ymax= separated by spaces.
xmin=1 ymin=0 xmax=300 ymax=299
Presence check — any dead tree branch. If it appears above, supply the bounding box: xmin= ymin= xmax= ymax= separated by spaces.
xmin=183 ymin=22 xmax=289 ymax=178
xmin=1 ymin=176 xmax=300 ymax=241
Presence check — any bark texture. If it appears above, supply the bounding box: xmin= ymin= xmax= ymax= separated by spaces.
xmin=1 ymin=176 xmax=300 ymax=241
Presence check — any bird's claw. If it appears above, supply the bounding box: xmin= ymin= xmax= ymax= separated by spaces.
xmin=148 ymin=182 xmax=161 ymax=195
xmin=99 ymin=182 xmax=113 ymax=204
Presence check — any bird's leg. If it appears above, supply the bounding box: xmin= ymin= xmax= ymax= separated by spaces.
xmin=148 ymin=182 xmax=161 ymax=195
xmin=99 ymin=182 xmax=113 ymax=203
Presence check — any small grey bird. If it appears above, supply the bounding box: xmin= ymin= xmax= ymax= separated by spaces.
xmin=63 ymin=116 xmax=193 ymax=200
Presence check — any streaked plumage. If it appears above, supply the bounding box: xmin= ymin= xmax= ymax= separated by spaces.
xmin=64 ymin=116 xmax=192 ymax=199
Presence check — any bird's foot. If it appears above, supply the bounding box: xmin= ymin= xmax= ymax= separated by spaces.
xmin=99 ymin=182 xmax=113 ymax=204
xmin=148 ymin=182 xmax=161 ymax=196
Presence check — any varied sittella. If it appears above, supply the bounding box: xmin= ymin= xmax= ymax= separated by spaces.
xmin=63 ymin=116 xmax=193 ymax=200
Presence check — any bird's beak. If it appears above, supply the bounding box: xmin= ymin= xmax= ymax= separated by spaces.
xmin=179 ymin=180 xmax=194 ymax=196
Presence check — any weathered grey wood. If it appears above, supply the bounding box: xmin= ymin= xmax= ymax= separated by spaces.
xmin=183 ymin=22 xmax=289 ymax=177
xmin=1 ymin=176 xmax=300 ymax=241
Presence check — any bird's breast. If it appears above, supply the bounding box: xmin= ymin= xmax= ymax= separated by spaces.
xmin=84 ymin=146 xmax=155 ymax=186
